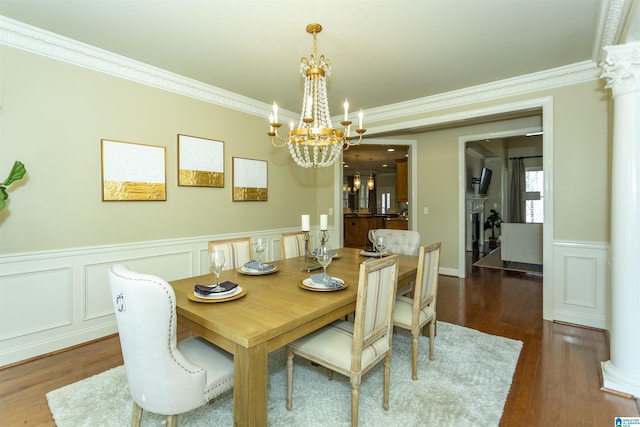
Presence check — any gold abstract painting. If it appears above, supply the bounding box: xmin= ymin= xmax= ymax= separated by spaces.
xmin=178 ymin=134 xmax=224 ymax=187
xmin=101 ymin=139 xmax=166 ymax=201
xmin=232 ymin=157 xmax=267 ymax=201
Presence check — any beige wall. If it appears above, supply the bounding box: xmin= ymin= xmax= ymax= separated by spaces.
xmin=364 ymin=80 xmax=610 ymax=270
xmin=0 ymin=46 xmax=324 ymax=254
xmin=1 ymin=46 xmax=611 ymax=272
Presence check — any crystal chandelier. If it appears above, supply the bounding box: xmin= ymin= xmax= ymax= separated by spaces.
xmin=268 ymin=23 xmax=366 ymax=168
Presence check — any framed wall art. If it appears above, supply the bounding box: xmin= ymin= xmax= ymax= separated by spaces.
xmin=232 ymin=157 xmax=268 ymax=201
xmin=177 ymin=134 xmax=224 ymax=187
xmin=101 ymin=139 xmax=166 ymax=201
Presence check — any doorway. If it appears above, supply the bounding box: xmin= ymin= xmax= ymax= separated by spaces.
xmin=336 ymin=138 xmax=417 ymax=249
xmin=352 ymin=97 xmax=553 ymax=321
xmin=462 ymin=131 xmax=544 ymax=270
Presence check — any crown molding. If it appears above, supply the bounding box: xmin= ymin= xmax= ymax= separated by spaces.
xmin=1 ymin=15 xmax=602 ymax=125
xmin=363 ymin=60 xmax=601 ymax=123
xmin=0 ymin=16 xmax=274 ymax=119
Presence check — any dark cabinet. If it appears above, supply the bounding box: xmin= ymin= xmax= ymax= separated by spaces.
xmin=396 ymin=158 xmax=408 ymax=202
xmin=344 ymin=216 xmax=384 ymax=248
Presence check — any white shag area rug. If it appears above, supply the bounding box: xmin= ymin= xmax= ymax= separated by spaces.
xmin=47 ymin=322 xmax=522 ymax=426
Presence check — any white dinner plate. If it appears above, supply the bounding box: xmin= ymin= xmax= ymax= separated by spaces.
xmin=195 ymin=286 xmax=243 ymax=299
xmin=301 ymin=277 xmax=346 ymax=290
xmin=238 ymin=265 xmax=278 ymax=275
xmin=360 ymin=250 xmax=384 ymax=257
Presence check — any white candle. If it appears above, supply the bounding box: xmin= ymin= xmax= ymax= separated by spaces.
xmin=272 ymin=102 xmax=278 ymax=123
xmin=301 ymin=214 xmax=310 ymax=232
xmin=358 ymin=109 xmax=363 ymax=129
xmin=269 ymin=114 xmax=273 ymax=124
xmin=320 ymin=214 xmax=328 ymax=230
xmin=289 ymin=121 xmax=294 ymax=130
xmin=343 ymin=100 xmax=349 ymax=121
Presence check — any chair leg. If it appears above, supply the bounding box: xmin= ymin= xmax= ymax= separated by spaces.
xmin=286 ymin=347 xmax=293 ymax=411
xmin=411 ymin=332 xmax=419 ymax=381
xmin=166 ymin=415 xmax=177 ymax=427
xmin=383 ymin=354 xmax=391 ymax=410
xmin=131 ymin=402 xmax=143 ymax=427
xmin=429 ymin=320 xmax=436 ymax=361
xmin=350 ymin=376 xmax=361 ymax=427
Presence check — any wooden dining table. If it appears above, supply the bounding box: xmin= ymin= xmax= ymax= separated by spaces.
xmin=170 ymin=246 xmax=418 ymax=426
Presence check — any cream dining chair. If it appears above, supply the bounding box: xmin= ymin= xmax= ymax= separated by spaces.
xmin=392 ymin=242 xmax=441 ymax=380
xmin=280 ymin=231 xmax=306 ymax=259
xmin=108 ymin=264 xmax=234 ymax=427
xmin=374 ymin=228 xmax=421 ymax=295
xmin=286 ymin=255 xmax=399 ymax=427
xmin=208 ymin=237 xmax=252 ymax=270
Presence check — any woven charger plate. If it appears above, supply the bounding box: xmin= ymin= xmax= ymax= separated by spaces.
xmin=187 ymin=287 xmax=247 ymax=303
xmin=298 ymin=278 xmax=347 ymax=292
xmin=236 ymin=265 xmax=279 ymax=275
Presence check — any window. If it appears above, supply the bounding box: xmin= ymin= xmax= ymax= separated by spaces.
xmin=525 ymin=168 xmax=543 ymax=223
xmin=381 ymin=192 xmax=391 ymax=213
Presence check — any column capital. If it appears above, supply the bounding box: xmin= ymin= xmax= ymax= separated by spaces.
xmin=601 ymin=41 xmax=640 ymax=97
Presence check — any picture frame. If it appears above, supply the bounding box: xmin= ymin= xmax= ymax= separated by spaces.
xmin=177 ymin=134 xmax=224 ymax=187
xmin=232 ymin=157 xmax=268 ymax=201
xmin=101 ymin=139 xmax=166 ymax=201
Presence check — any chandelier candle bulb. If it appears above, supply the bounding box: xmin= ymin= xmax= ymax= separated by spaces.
xmin=301 ymin=214 xmax=310 ymax=232
xmin=272 ymin=102 xmax=278 ymax=123
xmin=358 ymin=109 xmax=363 ymax=129
xmin=344 ymin=100 xmax=349 ymax=121
xmin=320 ymin=214 xmax=328 ymax=231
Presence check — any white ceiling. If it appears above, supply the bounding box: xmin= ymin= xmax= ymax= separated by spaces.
xmin=1 ymin=0 xmax=626 ymax=114
xmin=1 ymin=0 xmax=638 ymax=173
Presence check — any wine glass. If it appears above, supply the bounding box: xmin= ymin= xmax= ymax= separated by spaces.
xmin=209 ymin=250 xmax=226 ymax=290
xmin=316 ymin=245 xmax=333 ymax=284
xmin=375 ymin=236 xmax=387 ymax=257
xmin=254 ymin=238 xmax=266 ymax=267
xmin=368 ymin=229 xmax=376 ymax=251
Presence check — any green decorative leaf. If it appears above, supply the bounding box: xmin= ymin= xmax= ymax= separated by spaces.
xmin=2 ymin=161 xmax=27 ymax=186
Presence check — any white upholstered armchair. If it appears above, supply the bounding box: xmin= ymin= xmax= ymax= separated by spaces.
xmin=374 ymin=229 xmax=420 ymax=295
xmin=108 ymin=264 xmax=234 ymax=427
xmin=374 ymin=229 xmax=420 ymax=256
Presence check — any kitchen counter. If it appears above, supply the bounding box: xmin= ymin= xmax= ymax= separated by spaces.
xmin=344 ymin=214 xmax=409 ymax=247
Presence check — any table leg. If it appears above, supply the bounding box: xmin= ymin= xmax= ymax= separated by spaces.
xmin=233 ymin=341 xmax=268 ymax=426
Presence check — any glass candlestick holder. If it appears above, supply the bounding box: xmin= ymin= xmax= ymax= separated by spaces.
xmin=302 ymin=231 xmax=321 ymax=272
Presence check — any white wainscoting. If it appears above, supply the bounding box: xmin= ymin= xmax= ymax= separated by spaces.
xmin=552 ymin=241 xmax=609 ymax=329
xmin=0 ymin=228 xmax=331 ymax=366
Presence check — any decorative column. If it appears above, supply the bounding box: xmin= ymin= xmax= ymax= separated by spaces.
xmin=600 ymin=41 xmax=640 ymax=397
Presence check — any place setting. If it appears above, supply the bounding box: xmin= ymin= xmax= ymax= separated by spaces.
xmin=188 ymin=250 xmax=247 ymax=303
xmin=360 ymin=230 xmax=388 ymax=258
xmin=237 ymin=237 xmax=279 ymax=275
xmin=299 ymin=245 xmax=347 ymax=292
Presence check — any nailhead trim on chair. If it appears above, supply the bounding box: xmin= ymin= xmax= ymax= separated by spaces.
xmin=111 ymin=268 xmax=203 ymax=376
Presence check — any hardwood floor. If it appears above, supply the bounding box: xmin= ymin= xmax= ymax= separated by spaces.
xmin=1 ymin=254 xmax=638 ymax=426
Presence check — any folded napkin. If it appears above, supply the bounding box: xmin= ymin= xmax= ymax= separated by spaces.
xmin=243 ymin=261 xmax=276 ymax=272
xmin=194 ymin=281 xmax=238 ymax=295
xmin=310 ymin=273 xmax=343 ymax=288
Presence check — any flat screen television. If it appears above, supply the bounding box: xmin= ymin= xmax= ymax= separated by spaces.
xmin=478 ymin=167 xmax=492 ymax=195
